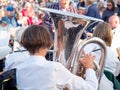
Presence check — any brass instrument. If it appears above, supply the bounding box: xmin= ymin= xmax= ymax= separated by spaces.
xmin=39 ymin=8 xmax=106 ymax=89
xmin=66 ymin=37 xmax=106 ymax=83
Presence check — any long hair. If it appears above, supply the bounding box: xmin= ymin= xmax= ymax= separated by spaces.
xmin=93 ymin=22 xmax=112 ymax=46
xmin=107 ymin=0 xmax=115 ymax=11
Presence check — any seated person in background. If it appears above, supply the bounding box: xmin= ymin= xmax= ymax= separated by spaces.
xmin=0 ymin=16 xmax=13 ymax=31
xmin=21 ymin=2 xmax=36 ymax=25
xmin=16 ymin=25 xmax=98 ymax=90
xmin=0 ymin=17 xmax=13 ymax=51
xmin=37 ymin=11 xmax=44 ymax=26
xmin=97 ymin=1 xmax=105 ymax=18
xmin=67 ymin=1 xmax=77 ymax=14
xmin=0 ymin=16 xmax=13 ymax=72
xmin=84 ymin=22 xmax=120 ymax=90
xmin=94 ymin=22 xmax=120 ymax=88
xmin=102 ymin=0 xmax=119 ymax=23
xmin=77 ymin=7 xmax=86 ymax=15
xmin=85 ymin=0 xmax=101 ymax=37
xmin=93 ymin=22 xmax=120 ymax=77
xmin=109 ymin=15 xmax=120 ymax=57
xmin=4 ymin=27 xmax=29 ymax=71
xmin=17 ymin=12 xmax=28 ymax=26
xmin=5 ymin=6 xmax=20 ymax=27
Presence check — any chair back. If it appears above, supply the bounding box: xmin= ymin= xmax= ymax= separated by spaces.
xmin=0 ymin=69 xmax=18 ymax=90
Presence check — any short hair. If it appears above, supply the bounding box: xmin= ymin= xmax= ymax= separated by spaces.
xmin=109 ymin=15 xmax=120 ymax=25
xmin=21 ymin=25 xmax=53 ymax=54
xmin=98 ymin=1 xmax=105 ymax=11
xmin=93 ymin=22 xmax=112 ymax=46
xmin=86 ymin=0 xmax=94 ymax=5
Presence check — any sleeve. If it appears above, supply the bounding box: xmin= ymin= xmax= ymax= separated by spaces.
xmin=4 ymin=53 xmax=15 ymax=71
xmin=55 ymin=63 xmax=98 ymax=90
xmin=105 ymin=48 xmax=120 ymax=76
xmin=86 ymin=10 xmax=95 ymax=17
xmin=0 ymin=46 xmax=12 ymax=60
xmin=99 ymin=74 xmax=114 ymax=90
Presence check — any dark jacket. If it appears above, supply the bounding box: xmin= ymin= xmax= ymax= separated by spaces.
xmin=102 ymin=7 xmax=119 ymax=22
xmin=86 ymin=4 xmax=100 ymax=19
xmin=86 ymin=4 xmax=101 ymax=33
xmin=117 ymin=4 xmax=120 ymax=16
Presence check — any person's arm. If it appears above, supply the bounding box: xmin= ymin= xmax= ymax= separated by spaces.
xmin=55 ymin=52 xmax=98 ymax=90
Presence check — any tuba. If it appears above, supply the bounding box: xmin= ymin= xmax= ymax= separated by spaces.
xmin=39 ymin=8 xmax=106 ymax=89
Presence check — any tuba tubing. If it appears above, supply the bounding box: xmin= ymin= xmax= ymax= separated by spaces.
xmin=66 ymin=37 xmax=106 ymax=84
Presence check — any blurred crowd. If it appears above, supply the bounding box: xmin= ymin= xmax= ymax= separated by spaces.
xmin=0 ymin=0 xmax=120 ymax=28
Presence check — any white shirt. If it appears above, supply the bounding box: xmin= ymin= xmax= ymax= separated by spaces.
xmin=16 ymin=55 xmax=98 ymax=90
xmin=0 ymin=46 xmax=12 ymax=60
xmin=5 ymin=50 xmax=29 ymax=71
xmin=84 ymin=43 xmax=120 ymax=76
xmin=105 ymin=47 xmax=120 ymax=76
xmin=99 ymin=74 xmax=114 ymax=90
xmin=0 ymin=25 xmax=16 ymax=47
xmin=0 ymin=30 xmax=10 ymax=47
xmin=111 ymin=25 xmax=120 ymax=56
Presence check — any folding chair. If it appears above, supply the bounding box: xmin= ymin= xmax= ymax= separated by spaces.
xmin=0 ymin=69 xmax=18 ymax=90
